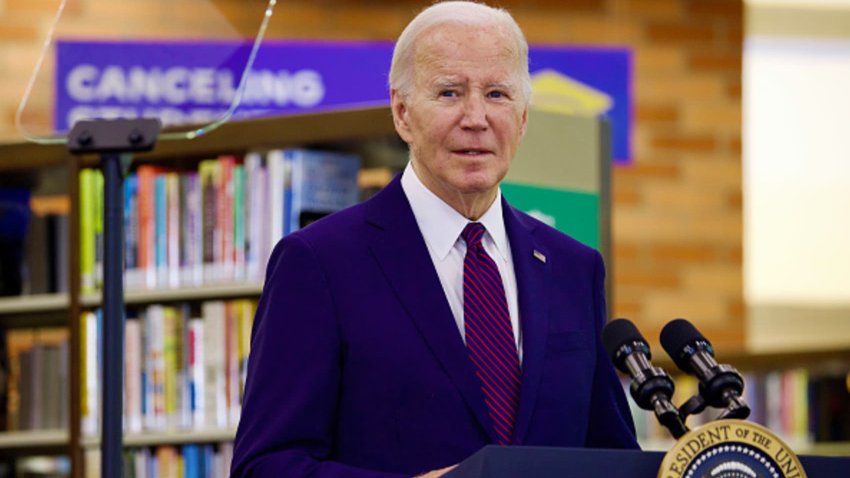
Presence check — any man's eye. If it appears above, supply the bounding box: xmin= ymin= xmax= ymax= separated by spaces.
xmin=439 ymin=90 xmax=458 ymax=97
xmin=488 ymin=90 xmax=507 ymax=99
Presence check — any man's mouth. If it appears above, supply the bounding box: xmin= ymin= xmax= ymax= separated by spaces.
xmin=453 ymin=149 xmax=492 ymax=156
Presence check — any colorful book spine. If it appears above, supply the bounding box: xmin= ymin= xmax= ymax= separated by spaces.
xmin=266 ymin=149 xmax=288 ymax=248
xmin=244 ymin=152 xmax=263 ymax=282
xmin=93 ymin=170 xmax=104 ymax=290
xmin=236 ymin=300 xmax=255 ymax=401
xmin=199 ymin=160 xmax=220 ymax=283
xmin=166 ymin=172 xmax=181 ymax=288
xmin=188 ymin=317 xmax=205 ymax=428
xmin=180 ymin=172 xmax=203 ymax=287
xmin=218 ymin=156 xmax=236 ymax=282
xmin=202 ymin=300 xmax=228 ymax=429
xmin=233 ymin=164 xmax=246 ymax=282
xmin=154 ymin=173 xmax=169 ymax=288
xmin=225 ymin=303 xmax=239 ymax=426
xmin=144 ymin=305 xmax=166 ymax=430
xmin=163 ymin=306 xmax=178 ymax=429
xmin=79 ymin=169 xmax=97 ymax=294
xmin=125 ymin=318 xmax=143 ymax=433
xmin=137 ymin=165 xmax=159 ymax=290
xmin=285 ymin=148 xmax=361 ymax=234
xmin=81 ymin=310 xmax=101 ymax=436
xmin=124 ymin=173 xmax=142 ymax=289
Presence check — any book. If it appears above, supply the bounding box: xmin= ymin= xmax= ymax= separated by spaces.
xmin=199 ymin=159 xmax=221 ymax=283
xmin=266 ymin=149 xmax=289 ymax=249
xmin=285 ymin=149 xmax=361 ymax=234
xmin=143 ymin=305 xmax=166 ymax=430
xmin=81 ymin=311 xmax=102 ymax=436
xmin=137 ymin=165 xmax=161 ymax=290
xmin=47 ymin=212 xmax=70 ymax=293
xmin=0 ymin=187 xmax=30 ymax=296
xmin=79 ymin=170 xmax=97 ymax=294
xmin=166 ymin=172 xmax=181 ymax=288
xmin=124 ymin=173 xmax=142 ymax=289
xmin=154 ymin=172 xmax=169 ymax=288
xmin=22 ymin=210 xmax=49 ymax=294
xmin=233 ymin=163 xmax=246 ymax=282
xmin=6 ymin=328 xmax=35 ymax=430
xmin=93 ymin=169 xmax=104 ymax=290
xmin=125 ymin=317 xmax=143 ymax=433
xmin=180 ymin=172 xmax=203 ymax=287
xmin=218 ymin=156 xmax=236 ymax=282
xmin=244 ymin=152 xmax=267 ymax=282
xmin=6 ymin=328 xmax=69 ymax=432
xmin=202 ymin=301 xmax=227 ymax=429
xmin=175 ymin=304 xmax=192 ymax=429
xmin=188 ymin=317 xmax=205 ymax=429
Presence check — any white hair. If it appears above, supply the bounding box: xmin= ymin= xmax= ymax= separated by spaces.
xmin=389 ymin=1 xmax=531 ymax=104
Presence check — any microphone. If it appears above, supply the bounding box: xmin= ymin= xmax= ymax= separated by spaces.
xmin=602 ymin=318 xmax=688 ymax=439
xmin=660 ymin=318 xmax=750 ymax=420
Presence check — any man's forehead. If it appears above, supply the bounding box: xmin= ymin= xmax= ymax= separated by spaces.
xmin=413 ymin=22 xmax=519 ymax=60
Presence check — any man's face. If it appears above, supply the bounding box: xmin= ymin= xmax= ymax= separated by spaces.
xmin=391 ymin=22 xmax=528 ymax=212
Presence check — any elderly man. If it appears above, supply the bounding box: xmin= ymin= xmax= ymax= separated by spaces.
xmin=231 ymin=2 xmax=638 ymax=477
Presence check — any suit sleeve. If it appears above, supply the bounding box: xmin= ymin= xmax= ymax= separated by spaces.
xmin=584 ymin=250 xmax=641 ymax=449
xmin=230 ymin=234 xmax=409 ymax=478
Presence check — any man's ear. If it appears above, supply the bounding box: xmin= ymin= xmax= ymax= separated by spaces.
xmin=391 ymin=88 xmax=413 ymax=144
xmin=519 ymin=105 xmax=529 ymax=139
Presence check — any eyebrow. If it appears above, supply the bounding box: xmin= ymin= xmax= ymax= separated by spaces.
xmin=488 ymin=81 xmax=515 ymax=91
xmin=431 ymin=79 xmax=516 ymax=91
xmin=433 ymin=79 xmax=463 ymax=89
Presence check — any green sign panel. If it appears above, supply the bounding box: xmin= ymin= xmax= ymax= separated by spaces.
xmin=502 ymin=182 xmax=599 ymax=249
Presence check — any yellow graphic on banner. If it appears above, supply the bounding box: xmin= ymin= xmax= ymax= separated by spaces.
xmin=530 ymin=69 xmax=613 ymax=116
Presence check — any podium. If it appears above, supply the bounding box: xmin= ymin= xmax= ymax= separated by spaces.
xmin=445 ymin=446 xmax=849 ymax=478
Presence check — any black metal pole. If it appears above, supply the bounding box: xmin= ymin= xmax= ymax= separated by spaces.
xmin=67 ymin=118 xmax=159 ymax=477
xmin=101 ymin=152 xmax=127 ymax=478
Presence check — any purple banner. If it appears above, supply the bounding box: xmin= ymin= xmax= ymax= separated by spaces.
xmin=56 ymin=40 xmax=631 ymax=162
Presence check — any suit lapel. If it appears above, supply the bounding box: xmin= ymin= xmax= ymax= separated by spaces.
xmin=365 ymin=176 xmax=498 ymax=443
xmin=502 ymin=200 xmax=552 ymax=444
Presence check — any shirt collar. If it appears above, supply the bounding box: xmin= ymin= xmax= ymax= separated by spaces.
xmin=401 ymin=161 xmax=509 ymax=263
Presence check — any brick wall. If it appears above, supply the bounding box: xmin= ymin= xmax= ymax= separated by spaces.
xmin=0 ymin=0 xmax=744 ymax=350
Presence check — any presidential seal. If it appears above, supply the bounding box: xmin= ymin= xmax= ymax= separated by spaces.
xmin=658 ymin=420 xmax=806 ymax=478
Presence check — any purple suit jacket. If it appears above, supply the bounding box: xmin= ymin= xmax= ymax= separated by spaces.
xmin=231 ymin=175 xmax=638 ymax=478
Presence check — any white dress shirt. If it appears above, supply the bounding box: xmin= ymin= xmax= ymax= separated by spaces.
xmin=400 ymin=162 xmax=522 ymax=362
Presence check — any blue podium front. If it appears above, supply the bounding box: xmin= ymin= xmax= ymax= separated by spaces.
xmin=446 ymin=446 xmax=848 ymax=478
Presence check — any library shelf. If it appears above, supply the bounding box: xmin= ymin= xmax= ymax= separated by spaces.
xmin=79 ymin=282 xmax=264 ymax=308
xmin=0 ymin=430 xmax=68 ymax=450
xmin=81 ymin=428 xmax=237 ymax=448
xmin=0 ymin=294 xmax=70 ymax=315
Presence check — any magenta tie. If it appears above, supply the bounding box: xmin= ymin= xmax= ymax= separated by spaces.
xmin=461 ymin=222 xmax=521 ymax=445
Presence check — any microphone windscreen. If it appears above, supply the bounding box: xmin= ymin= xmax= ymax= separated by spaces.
xmin=660 ymin=318 xmax=710 ymax=371
xmin=602 ymin=318 xmax=647 ymax=364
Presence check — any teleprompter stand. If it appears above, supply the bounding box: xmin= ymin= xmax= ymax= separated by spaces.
xmin=68 ymin=118 xmax=161 ymax=478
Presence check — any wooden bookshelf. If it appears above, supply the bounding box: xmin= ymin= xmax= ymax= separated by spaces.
xmin=79 ymin=282 xmax=264 ymax=307
xmin=81 ymin=428 xmax=236 ymax=448
xmin=0 ymin=294 xmax=69 ymax=315
xmin=0 ymin=430 xmax=68 ymax=449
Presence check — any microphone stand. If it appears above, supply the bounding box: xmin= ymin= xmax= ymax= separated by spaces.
xmin=68 ymin=118 xmax=161 ymax=478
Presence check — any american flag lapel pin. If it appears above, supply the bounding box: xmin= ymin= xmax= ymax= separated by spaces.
xmin=533 ymin=250 xmax=546 ymax=263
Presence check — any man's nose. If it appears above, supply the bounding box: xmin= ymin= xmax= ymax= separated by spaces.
xmin=459 ymin=94 xmax=488 ymax=130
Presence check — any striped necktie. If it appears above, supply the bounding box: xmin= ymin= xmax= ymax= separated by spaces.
xmin=461 ymin=222 xmax=521 ymax=445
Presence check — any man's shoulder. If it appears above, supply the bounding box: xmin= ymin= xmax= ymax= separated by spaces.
xmin=288 ymin=200 xmax=370 ymax=248
xmin=286 ymin=176 xmax=405 ymax=249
